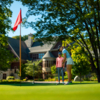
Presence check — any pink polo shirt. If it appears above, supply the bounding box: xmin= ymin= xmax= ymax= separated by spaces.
xmin=56 ymin=57 xmax=64 ymax=68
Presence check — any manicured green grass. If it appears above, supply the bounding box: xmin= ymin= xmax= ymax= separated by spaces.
xmin=0 ymin=81 xmax=100 ymax=100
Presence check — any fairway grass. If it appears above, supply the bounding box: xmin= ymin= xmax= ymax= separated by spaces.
xmin=0 ymin=81 xmax=100 ymax=100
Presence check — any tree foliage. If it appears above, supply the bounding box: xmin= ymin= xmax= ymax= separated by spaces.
xmin=12 ymin=34 xmax=35 ymax=41
xmin=18 ymin=0 xmax=100 ymax=82
xmin=12 ymin=35 xmax=28 ymax=41
xmin=25 ymin=60 xmax=42 ymax=78
xmin=0 ymin=35 xmax=15 ymax=70
xmin=71 ymin=46 xmax=91 ymax=78
xmin=0 ymin=0 xmax=13 ymax=34
xmin=51 ymin=65 xmax=56 ymax=75
xmin=19 ymin=63 xmax=27 ymax=79
xmin=0 ymin=0 xmax=14 ymax=70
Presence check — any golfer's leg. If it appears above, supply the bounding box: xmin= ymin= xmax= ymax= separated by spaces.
xmin=57 ymin=68 xmax=60 ymax=83
xmin=67 ymin=65 xmax=72 ymax=82
xmin=61 ymin=68 xmax=64 ymax=82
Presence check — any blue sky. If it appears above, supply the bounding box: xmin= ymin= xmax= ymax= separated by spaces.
xmin=8 ymin=1 xmax=37 ymax=37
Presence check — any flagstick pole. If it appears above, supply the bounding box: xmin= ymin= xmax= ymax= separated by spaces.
xmin=19 ymin=23 xmax=21 ymax=86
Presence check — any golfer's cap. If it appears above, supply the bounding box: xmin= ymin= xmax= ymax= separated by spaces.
xmin=58 ymin=45 xmax=62 ymax=51
xmin=58 ymin=52 xmax=62 ymax=55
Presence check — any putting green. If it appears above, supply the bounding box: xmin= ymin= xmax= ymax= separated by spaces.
xmin=0 ymin=81 xmax=100 ymax=100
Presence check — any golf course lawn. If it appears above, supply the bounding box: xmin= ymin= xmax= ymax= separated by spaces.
xmin=0 ymin=81 xmax=100 ymax=100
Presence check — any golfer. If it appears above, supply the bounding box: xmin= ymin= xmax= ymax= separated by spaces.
xmin=58 ymin=45 xmax=74 ymax=85
xmin=56 ymin=52 xmax=64 ymax=85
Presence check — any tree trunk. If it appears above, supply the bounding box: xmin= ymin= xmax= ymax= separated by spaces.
xmin=96 ymin=69 xmax=100 ymax=83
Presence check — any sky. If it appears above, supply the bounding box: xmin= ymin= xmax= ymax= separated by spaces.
xmin=8 ymin=1 xmax=37 ymax=37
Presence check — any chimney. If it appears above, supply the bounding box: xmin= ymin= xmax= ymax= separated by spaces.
xmin=27 ymin=33 xmax=33 ymax=47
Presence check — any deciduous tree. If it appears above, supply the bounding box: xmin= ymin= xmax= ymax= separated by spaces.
xmin=18 ymin=0 xmax=100 ymax=82
xmin=71 ymin=46 xmax=91 ymax=80
xmin=0 ymin=35 xmax=14 ymax=70
xmin=0 ymin=0 xmax=14 ymax=70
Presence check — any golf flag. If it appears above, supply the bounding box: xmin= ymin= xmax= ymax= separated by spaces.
xmin=13 ymin=9 xmax=22 ymax=31
xmin=13 ymin=9 xmax=22 ymax=81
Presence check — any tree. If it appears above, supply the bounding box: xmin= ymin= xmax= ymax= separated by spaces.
xmin=12 ymin=35 xmax=35 ymax=41
xmin=20 ymin=63 xmax=27 ymax=79
xmin=0 ymin=35 xmax=15 ymax=71
xmin=18 ymin=0 xmax=100 ymax=82
xmin=12 ymin=36 xmax=20 ymax=40
xmin=0 ymin=0 xmax=14 ymax=70
xmin=25 ymin=60 xmax=42 ymax=78
xmin=12 ymin=35 xmax=28 ymax=41
xmin=0 ymin=0 xmax=13 ymax=34
xmin=71 ymin=46 xmax=91 ymax=81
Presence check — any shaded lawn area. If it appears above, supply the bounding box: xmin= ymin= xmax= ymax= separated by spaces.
xmin=0 ymin=81 xmax=100 ymax=100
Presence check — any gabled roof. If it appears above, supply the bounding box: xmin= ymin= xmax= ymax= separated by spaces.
xmin=8 ymin=37 xmax=30 ymax=60
xmin=42 ymin=51 xmax=55 ymax=59
xmin=29 ymin=41 xmax=56 ymax=53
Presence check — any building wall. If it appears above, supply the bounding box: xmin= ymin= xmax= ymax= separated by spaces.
xmin=42 ymin=58 xmax=56 ymax=79
xmin=30 ymin=51 xmax=58 ymax=79
xmin=30 ymin=52 xmax=46 ymax=61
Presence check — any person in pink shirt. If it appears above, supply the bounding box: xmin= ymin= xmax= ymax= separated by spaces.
xmin=56 ymin=52 xmax=64 ymax=85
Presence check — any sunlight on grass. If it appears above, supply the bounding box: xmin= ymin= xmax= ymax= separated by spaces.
xmin=0 ymin=81 xmax=100 ymax=100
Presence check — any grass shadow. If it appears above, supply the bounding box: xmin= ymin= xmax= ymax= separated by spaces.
xmin=69 ymin=82 xmax=99 ymax=85
xmin=0 ymin=81 xmax=99 ymax=87
xmin=0 ymin=82 xmax=56 ymax=87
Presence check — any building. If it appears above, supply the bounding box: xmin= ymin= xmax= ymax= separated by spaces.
xmin=0 ymin=33 xmax=66 ymax=80
xmin=25 ymin=34 xmax=63 ymax=79
xmin=0 ymin=36 xmax=30 ymax=80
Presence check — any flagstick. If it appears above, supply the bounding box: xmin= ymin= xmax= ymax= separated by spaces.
xmin=13 ymin=9 xmax=22 ymax=86
xmin=19 ymin=23 xmax=21 ymax=86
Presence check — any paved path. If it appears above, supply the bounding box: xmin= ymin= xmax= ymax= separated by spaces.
xmin=22 ymin=81 xmax=67 ymax=84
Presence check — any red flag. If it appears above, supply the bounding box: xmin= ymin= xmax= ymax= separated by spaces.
xmin=13 ymin=9 xmax=22 ymax=31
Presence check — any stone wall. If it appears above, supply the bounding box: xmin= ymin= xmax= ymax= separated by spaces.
xmin=0 ymin=69 xmax=20 ymax=80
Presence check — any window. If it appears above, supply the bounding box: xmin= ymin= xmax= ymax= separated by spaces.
xmin=38 ymin=53 xmax=45 ymax=59
xmin=32 ymin=54 xmax=38 ymax=60
xmin=32 ymin=53 xmax=45 ymax=60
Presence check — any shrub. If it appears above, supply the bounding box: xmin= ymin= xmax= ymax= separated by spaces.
xmin=90 ymin=73 xmax=97 ymax=81
xmin=6 ymin=76 xmax=14 ymax=80
xmin=0 ymin=79 xmax=20 ymax=84
xmin=51 ymin=65 xmax=56 ymax=75
xmin=25 ymin=60 xmax=42 ymax=78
